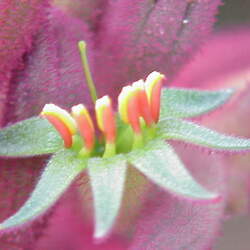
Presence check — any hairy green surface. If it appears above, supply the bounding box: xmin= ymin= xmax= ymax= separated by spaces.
xmin=128 ymin=139 xmax=217 ymax=200
xmin=160 ymin=88 xmax=233 ymax=119
xmin=0 ymin=117 xmax=62 ymax=157
xmin=0 ymin=150 xmax=86 ymax=230
xmin=158 ymin=118 xmax=250 ymax=151
xmin=88 ymin=155 xmax=127 ymax=238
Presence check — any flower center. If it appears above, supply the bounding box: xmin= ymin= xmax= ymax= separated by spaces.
xmin=40 ymin=41 xmax=165 ymax=158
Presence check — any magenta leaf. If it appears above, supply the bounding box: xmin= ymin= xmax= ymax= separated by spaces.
xmin=54 ymin=0 xmax=107 ymax=29
xmin=0 ymin=0 xmax=50 ymax=124
xmin=94 ymin=0 xmax=222 ymax=95
xmin=6 ymin=8 xmax=93 ymax=123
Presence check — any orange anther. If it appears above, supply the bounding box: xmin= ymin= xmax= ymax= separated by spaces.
xmin=96 ymin=96 xmax=116 ymax=144
xmin=127 ymin=91 xmax=141 ymax=134
xmin=132 ymin=80 xmax=154 ymax=127
xmin=72 ymin=104 xmax=95 ymax=152
xmin=42 ymin=114 xmax=73 ymax=148
xmin=145 ymin=72 xmax=165 ymax=123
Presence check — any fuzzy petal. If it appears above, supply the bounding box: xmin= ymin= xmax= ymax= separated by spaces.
xmin=173 ymin=27 xmax=250 ymax=89
xmin=53 ymin=0 xmax=107 ymax=30
xmin=94 ymin=0 xmax=221 ymax=99
xmin=173 ymin=27 xmax=250 ymax=215
xmin=6 ymin=8 xmax=93 ymax=123
xmin=0 ymin=0 xmax=50 ymax=125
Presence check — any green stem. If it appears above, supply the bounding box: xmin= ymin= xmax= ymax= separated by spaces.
xmin=147 ymin=124 xmax=156 ymax=139
xmin=78 ymin=41 xmax=98 ymax=104
xmin=103 ymin=142 xmax=116 ymax=158
xmin=132 ymin=133 xmax=144 ymax=150
xmin=78 ymin=147 xmax=91 ymax=158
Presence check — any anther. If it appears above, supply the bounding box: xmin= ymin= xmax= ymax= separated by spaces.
xmin=145 ymin=71 xmax=165 ymax=123
xmin=41 ymin=104 xmax=77 ymax=148
xmin=72 ymin=104 xmax=95 ymax=156
xmin=132 ymin=80 xmax=154 ymax=127
xmin=118 ymin=86 xmax=141 ymax=134
xmin=95 ymin=96 xmax=116 ymax=157
xmin=118 ymin=85 xmax=144 ymax=149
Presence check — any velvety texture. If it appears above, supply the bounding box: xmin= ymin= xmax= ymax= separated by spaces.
xmin=0 ymin=1 xmax=235 ymax=249
xmin=0 ymin=0 xmax=50 ymax=125
xmin=173 ymin=27 xmax=250 ymax=215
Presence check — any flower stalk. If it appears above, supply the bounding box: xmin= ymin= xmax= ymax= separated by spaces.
xmin=78 ymin=41 xmax=98 ymax=104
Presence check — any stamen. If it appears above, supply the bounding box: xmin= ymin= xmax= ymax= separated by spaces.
xmin=145 ymin=72 xmax=165 ymax=123
xmin=118 ymin=86 xmax=141 ymax=133
xmin=132 ymin=80 xmax=154 ymax=127
xmin=72 ymin=104 xmax=95 ymax=156
xmin=95 ymin=96 xmax=116 ymax=157
xmin=78 ymin=41 xmax=98 ymax=104
xmin=41 ymin=104 xmax=76 ymax=148
xmin=127 ymin=90 xmax=141 ymax=134
xmin=41 ymin=104 xmax=77 ymax=134
xmin=118 ymin=85 xmax=144 ymax=149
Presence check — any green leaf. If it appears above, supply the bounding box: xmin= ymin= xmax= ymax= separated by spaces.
xmin=88 ymin=155 xmax=127 ymax=238
xmin=158 ymin=118 xmax=250 ymax=151
xmin=0 ymin=117 xmax=62 ymax=157
xmin=0 ymin=150 xmax=86 ymax=230
xmin=160 ymin=88 xmax=233 ymax=119
xmin=128 ymin=139 xmax=218 ymax=200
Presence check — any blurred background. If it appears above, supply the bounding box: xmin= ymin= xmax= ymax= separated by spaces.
xmin=215 ymin=1 xmax=250 ymax=250
xmin=217 ymin=0 xmax=250 ymax=28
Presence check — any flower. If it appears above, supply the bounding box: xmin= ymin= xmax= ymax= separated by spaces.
xmin=2 ymin=44 xmax=250 ymax=249
xmin=1 ymin=0 xmax=248 ymax=249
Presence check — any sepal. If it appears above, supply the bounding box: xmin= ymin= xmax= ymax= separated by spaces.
xmin=158 ymin=118 xmax=250 ymax=151
xmin=0 ymin=117 xmax=62 ymax=157
xmin=88 ymin=155 xmax=127 ymax=238
xmin=160 ymin=88 xmax=233 ymax=119
xmin=128 ymin=139 xmax=219 ymax=201
xmin=0 ymin=149 xmax=86 ymax=230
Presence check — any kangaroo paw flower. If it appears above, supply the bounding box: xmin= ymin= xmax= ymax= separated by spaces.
xmin=1 ymin=41 xmax=250 ymax=242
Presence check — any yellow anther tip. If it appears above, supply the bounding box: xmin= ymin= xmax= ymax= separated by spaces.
xmin=147 ymin=71 xmax=165 ymax=80
xmin=132 ymin=79 xmax=145 ymax=90
xmin=145 ymin=72 xmax=164 ymax=97
xmin=95 ymin=95 xmax=112 ymax=131
xmin=96 ymin=95 xmax=111 ymax=109
xmin=71 ymin=104 xmax=87 ymax=116
xmin=118 ymin=86 xmax=137 ymax=123
xmin=41 ymin=103 xmax=59 ymax=114
xmin=41 ymin=103 xmax=77 ymax=134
